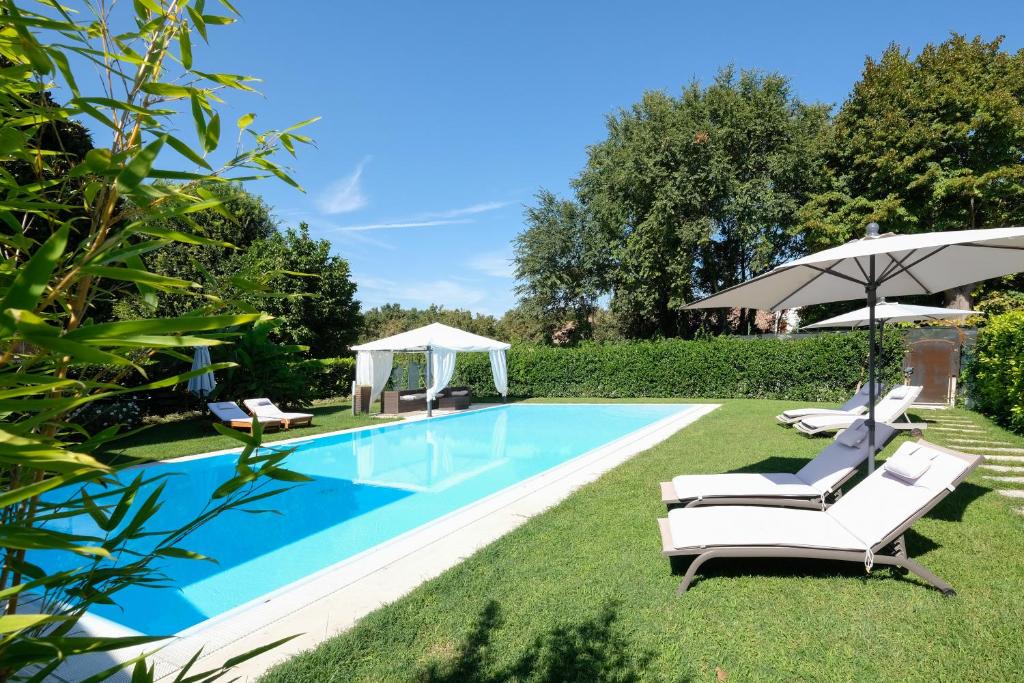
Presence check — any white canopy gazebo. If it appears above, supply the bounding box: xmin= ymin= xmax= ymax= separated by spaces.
xmin=351 ymin=322 xmax=511 ymax=416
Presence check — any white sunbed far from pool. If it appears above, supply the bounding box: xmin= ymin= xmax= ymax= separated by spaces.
xmin=794 ymin=385 xmax=925 ymax=436
xmin=659 ymin=439 xmax=982 ymax=595
xmin=243 ymin=397 xmax=314 ymax=429
xmin=208 ymin=401 xmax=282 ymax=434
xmin=775 ymin=382 xmax=884 ymax=425
xmin=661 ymin=421 xmax=897 ymax=509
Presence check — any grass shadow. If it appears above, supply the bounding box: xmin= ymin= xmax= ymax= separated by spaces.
xmin=419 ymin=600 xmax=682 ymax=683
xmin=725 ymin=456 xmax=816 ymax=474
xmin=925 ymin=480 xmax=990 ymax=522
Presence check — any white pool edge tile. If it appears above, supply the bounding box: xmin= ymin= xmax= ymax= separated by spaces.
xmin=53 ymin=402 xmax=719 ymax=683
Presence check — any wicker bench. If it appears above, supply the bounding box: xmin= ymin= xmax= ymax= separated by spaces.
xmin=382 ymin=389 xmax=437 ymax=414
xmin=438 ymin=387 xmax=472 ymax=411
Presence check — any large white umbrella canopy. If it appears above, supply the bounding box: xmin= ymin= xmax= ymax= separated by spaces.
xmin=802 ymin=300 xmax=978 ymax=330
xmin=688 ymin=224 xmax=1024 ymax=469
xmin=186 ymin=346 xmax=216 ymax=398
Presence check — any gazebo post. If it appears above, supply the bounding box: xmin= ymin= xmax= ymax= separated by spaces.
xmin=425 ymin=345 xmax=433 ymax=418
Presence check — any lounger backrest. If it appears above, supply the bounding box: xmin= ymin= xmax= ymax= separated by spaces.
xmin=875 ymin=385 xmax=922 ymax=422
xmin=208 ymin=401 xmax=248 ymax=421
xmin=837 ymin=382 xmax=885 ymax=413
xmin=795 ymin=421 xmax=897 ymax=492
xmin=243 ymin=397 xmax=280 ymax=417
xmin=826 ymin=440 xmax=980 ymax=548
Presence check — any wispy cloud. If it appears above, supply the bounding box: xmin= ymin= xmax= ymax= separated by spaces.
xmin=333 ymin=218 xmax=473 ymax=233
xmin=468 ymin=250 xmax=515 ymax=278
xmin=423 ymin=201 xmax=513 ymax=219
xmin=329 ymin=199 xmax=513 ymax=233
xmin=317 ymin=159 xmax=370 ymax=214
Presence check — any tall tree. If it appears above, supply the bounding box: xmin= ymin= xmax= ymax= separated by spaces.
xmin=512 ymin=190 xmax=607 ymax=341
xmin=553 ymin=68 xmax=829 ymax=337
xmin=233 ymin=223 xmax=362 ymax=356
xmin=799 ymin=34 xmax=1024 ymax=307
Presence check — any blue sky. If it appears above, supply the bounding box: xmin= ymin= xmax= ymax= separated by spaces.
xmin=186 ymin=1 xmax=1021 ymax=316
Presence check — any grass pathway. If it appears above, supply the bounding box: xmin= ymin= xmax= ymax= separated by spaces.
xmin=922 ymin=408 xmax=1024 ymax=514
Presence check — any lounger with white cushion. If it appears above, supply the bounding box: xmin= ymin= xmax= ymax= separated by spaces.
xmin=794 ymin=385 xmax=924 ymax=435
xmin=775 ymin=382 xmax=884 ymax=424
xmin=208 ymin=401 xmax=283 ymax=434
xmin=242 ymin=398 xmax=314 ymax=429
xmin=660 ymin=421 xmax=897 ymax=509
xmin=658 ymin=439 xmax=981 ymax=595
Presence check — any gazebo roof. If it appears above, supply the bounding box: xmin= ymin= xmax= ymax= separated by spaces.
xmin=351 ymin=322 xmax=510 ymax=353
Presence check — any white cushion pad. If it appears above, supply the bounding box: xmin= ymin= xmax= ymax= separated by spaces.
xmin=667 ymin=506 xmax=866 ymax=551
xmin=670 ymin=473 xmax=819 ymax=501
xmin=782 ymin=407 xmax=859 ymax=419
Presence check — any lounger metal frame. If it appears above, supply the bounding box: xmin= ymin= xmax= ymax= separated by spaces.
xmin=659 ymin=476 xmax=851 ymax=511
xmin=658 ymin=441 xmax=981 ymax=596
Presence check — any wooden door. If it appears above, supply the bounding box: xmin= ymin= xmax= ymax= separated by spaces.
xmin=905 ymin=339 xmax=958 ymax=405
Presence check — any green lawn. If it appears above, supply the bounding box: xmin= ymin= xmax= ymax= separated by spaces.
xmin=100 ymin=398 xmax=393 ymax=463
xmin=258 ymin=398 xmax=1024 ymax=682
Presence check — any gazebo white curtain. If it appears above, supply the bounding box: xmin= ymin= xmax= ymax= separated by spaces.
xmin=489 ymin=349 xmax=508 ymax=397
xmin=355 ymin=350 xmax=394 ymax=403
xmin=427 ymin=348 xmax=458 ymax=401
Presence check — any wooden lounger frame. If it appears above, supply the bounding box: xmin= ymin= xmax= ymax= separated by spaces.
xmin=658 ymin=441 xmax=981 ymax=596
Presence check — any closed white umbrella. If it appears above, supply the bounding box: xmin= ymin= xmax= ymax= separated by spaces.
xmin=688 ymin=223 xmax=1024 ymax=469
xmin=802 ymin=300 xmax=978 ymax=329
xmin=187 ymin=346 xmax=216 ymax=400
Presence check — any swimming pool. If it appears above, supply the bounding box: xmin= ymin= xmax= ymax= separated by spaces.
xmin=42 ymin=403 xmax=697 ymax=635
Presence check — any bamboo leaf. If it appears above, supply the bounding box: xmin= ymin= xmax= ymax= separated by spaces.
xmin=0 ymin=224 xmax=68 ymax=337
xmin=204 ymin=112 xmax=220 ymax=153
xmin=116 ymin=135 xmax=166 ymax=192
xmin=236 ymin=112 xmax=255 ymax=129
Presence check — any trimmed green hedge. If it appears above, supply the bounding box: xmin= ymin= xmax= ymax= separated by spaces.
xmin=452 ymin=332 xmax=904 ymax=401
xmin=296 ymin=356 xmax=356 ymax=400
xmin=968 ymin=310 xmax=1024 ymax=432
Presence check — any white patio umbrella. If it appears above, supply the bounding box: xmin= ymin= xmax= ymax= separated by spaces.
xmin=186 ymin=346 xmax=216 ymax=400
xmin=687 ymin=223 xmax=1024 ymax=470
xmin=802 ymin=300 xmax=978 ymax=329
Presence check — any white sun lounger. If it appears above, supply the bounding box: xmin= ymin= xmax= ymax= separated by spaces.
xmin=243 ymin=398 xmax=314 ymax=429
xmin=660 ymin=421 xmax=897 ymax=509
xmin=794 ymin=385 xmax=925 ymax=435
xmin=775 ymin=382 xmax=884 ymax=424
xmin=658 ymin=439 xmax=981 ymax=595
xmin=208 ymin=401 xmax=283 ymax=434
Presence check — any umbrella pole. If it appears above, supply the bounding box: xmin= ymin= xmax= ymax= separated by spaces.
xmin=867 ymin=254 xmax=877 ymax=472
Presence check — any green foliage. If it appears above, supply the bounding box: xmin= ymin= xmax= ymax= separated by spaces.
xmin=799 ymin=34 xmax=1024 ymax=248
xmin=118 ymin=186 xmax=362 ymax=358
xmin=214 ymin=319 xmax=309 ymax=407
xmin=514 ymin=67 xmax=830 ymax=340
xmin=361 ymin=304 xmax=498 ymax=342
xmin=453 ymin=332 xmax=904 ymax=400
xmin=513 ymin=191 xmax=607 ymax=340
xmin=968 ymin=310 xmax=1024 ymax=432
xmin=295 ymin=357 xmax=357 ymax=400
xmin=0 ymin=2 xmax=316 ymax=679
xmin=232 ymin=223 xmax=361 ymax=357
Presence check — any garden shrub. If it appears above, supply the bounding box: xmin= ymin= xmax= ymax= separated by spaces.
xmin=452 ymin=331 xmax=904 ymax=401
xmin=296 ymin=357 xmax=357 ymax=400
xmin=967 ymin=310 xmax=1024 ymax=432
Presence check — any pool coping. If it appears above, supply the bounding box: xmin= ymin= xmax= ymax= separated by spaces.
xmin=56 ymin=402 xmax=720 ymax=682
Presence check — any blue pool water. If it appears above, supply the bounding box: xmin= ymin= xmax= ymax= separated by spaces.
xmin=41 ymin=403 xmax=693 ymax=634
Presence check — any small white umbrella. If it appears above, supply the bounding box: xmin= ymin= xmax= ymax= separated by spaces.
xmin=688 ymin=223 xmax=1024 ymax=469
xmin=802 ymin=300 xmax=978 ymax=329
xmin=187 ymin=346 xmax=216 ymax=400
